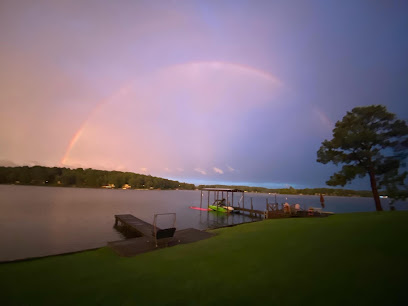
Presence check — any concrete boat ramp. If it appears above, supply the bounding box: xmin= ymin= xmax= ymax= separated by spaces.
xmin=108 ymin=214 xmax=215 ymax=257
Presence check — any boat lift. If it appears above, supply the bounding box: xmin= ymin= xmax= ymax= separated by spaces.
xmin=200 ymin=188 xmax=245 ymax=211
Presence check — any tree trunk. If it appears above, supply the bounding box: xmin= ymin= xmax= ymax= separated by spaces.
xmin=369 ymin=169 xmax=383 ymax=211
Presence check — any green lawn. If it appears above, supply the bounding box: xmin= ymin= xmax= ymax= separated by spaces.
xmin=2 ymin=211 xmax=408 ymax=305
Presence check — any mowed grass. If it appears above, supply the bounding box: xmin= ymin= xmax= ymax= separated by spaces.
xmin=1 ymin=211 xmax=408 ymax=305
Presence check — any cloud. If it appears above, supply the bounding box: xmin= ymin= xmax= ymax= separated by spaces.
xmin=164 ymin=167 xmax=170 ymax=172
xmin=0 ymin=159 xmax=18 ymax=167
xmin=176 ymin=168 xmax=184 ymax=172
xmin=116 ymin=165 xmax=129 ymax=172
xmin=213 ymin=167 xmax=224 ymax=174
xmin=226 ymin=165 xmax=235 ymax=172
xmin=194 ymin=168 xmax=207 ymax=175
xmin=140 ymin=167 xmax=148 ymax=173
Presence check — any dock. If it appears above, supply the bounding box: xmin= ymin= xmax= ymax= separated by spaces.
xmin=114 ymin=214 xmax=158 ymax=237
xmin=200 ymin=187 xmax=245 ymax=210
xmin=232 ymin=197 xmax=266 ymax=218
xmin=110 ymin=214 xmax=215 ymax=257
xmin=232 ymin=206 xmax=265 ymax=218
xmin=198 ymin=189 xmax=334 ymax=220
xmin=232 ymin=204 xmax=334 ymax=219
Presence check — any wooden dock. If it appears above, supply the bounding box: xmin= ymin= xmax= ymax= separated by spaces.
xmin=232 ymin=205 xmax=334 ymax=219
xmin=233 ymin=197 xmax=265 ymax=218
xmin=232 ymin=206 xmax=265 ymax=218
xmin=111 ymin=214 xmax=215 ymax=257
xmin=114 ymin=214 xmax=159 ymax=237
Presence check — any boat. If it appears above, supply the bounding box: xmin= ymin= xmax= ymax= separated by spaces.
xmin=209 ymin=205 xmax=232 ymax=213
xmin=379 ymin=195 xmax=388 ymax=199
xmin=209 ymin=199 xmax=234 ymax=213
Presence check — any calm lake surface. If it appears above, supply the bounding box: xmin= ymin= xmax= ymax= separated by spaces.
xmin=1 ymin=185 xmax=406 ymax=262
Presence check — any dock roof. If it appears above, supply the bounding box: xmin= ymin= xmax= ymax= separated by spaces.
xmin=201 ymin=188 xmax=244 ymax=193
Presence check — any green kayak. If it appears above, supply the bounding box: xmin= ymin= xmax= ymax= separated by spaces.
xmin=209 ymin=205 xmax=228 ymax=212
xmin=209 ymin=205 xmax=236 ymax=213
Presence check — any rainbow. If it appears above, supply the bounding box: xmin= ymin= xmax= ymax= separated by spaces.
xmin=60 ymin=61 xmax=283 ymax=166
xmin=167 ymin=61 xmax=282 ymax=85
xmin=59 ymin=83 xmax=131 ymax=166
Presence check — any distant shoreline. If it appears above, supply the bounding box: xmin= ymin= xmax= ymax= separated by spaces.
xmin=0 ymin=183 xmax=379 ymax=198
xmin=0 ymin=165 xmax=377 ymax=197
xmin=0 ymin=183 xmax=189 ymax=191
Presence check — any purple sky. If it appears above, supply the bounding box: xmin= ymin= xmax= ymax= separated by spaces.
xmin=1 ymin=0 xmax=407 ymax=189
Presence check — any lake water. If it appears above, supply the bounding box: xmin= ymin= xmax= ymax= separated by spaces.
xmin=0 ymin=185 xmax=406 ymax=262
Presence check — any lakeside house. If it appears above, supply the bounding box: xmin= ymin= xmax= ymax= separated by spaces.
xmin=102 ymin=184 xmax=115 ymax=189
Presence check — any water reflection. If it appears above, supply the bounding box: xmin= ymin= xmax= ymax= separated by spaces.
xmin=112 ymin=211 xmax=260 ymax=239
xmin=199 ymin=211 xmax=261 ymax=229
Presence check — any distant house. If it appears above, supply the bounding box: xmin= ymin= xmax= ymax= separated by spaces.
xmin=122 ymin=184 xmax=131 ymax=190
xmin=102 ymin=184 xmax=115 ymax=189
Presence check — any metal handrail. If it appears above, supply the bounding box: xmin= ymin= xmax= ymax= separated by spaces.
xmin=153 ymin=213 xmax=176 ymax=247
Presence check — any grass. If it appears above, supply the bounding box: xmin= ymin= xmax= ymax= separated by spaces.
xmin=1 ymin=211 xmax=408 ymax=305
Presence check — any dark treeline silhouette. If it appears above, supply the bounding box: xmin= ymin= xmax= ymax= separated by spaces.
xmin=0 ymin=166 xmax=195 ymax=190
xmin=198 ymin=184 xmax=374 ymax=197
xmin=0 ymin=166 xmax=376 ymax=196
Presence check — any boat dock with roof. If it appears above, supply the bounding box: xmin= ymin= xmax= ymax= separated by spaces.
xmin=200 ymin=188 xmax=264 ymax=217
xmin=199 ymin=188 xmax=333 ymax=219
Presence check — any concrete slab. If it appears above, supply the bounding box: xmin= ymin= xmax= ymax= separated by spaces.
xmin=108 ymin=228 xmax=215 ymax=257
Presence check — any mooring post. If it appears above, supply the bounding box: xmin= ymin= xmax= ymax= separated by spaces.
xmin=200 ymin=190 xmax=203 ymax=209
xmin=226 ymin=192 xmax=229 ymax=208
xmin=250 ymin=198 xmax=253 ymax=217
xmin=207 ymin=191 xmax=210 ymax=208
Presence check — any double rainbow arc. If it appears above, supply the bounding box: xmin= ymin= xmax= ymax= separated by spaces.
xmin=60 ymin=61 xmax=283 ymax=167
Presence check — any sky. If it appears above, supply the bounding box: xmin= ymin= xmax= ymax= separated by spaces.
xmin=1 ymin=0 xmax=407 ymax=189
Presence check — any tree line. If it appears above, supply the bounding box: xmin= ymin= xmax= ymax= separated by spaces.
xmin=0 ymin=166 xmax=381 ymax=197
xmin=0 ymin=166 xmax=195 ymax=190
xmin=198 ymin=184 xmax=374 ymax=197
